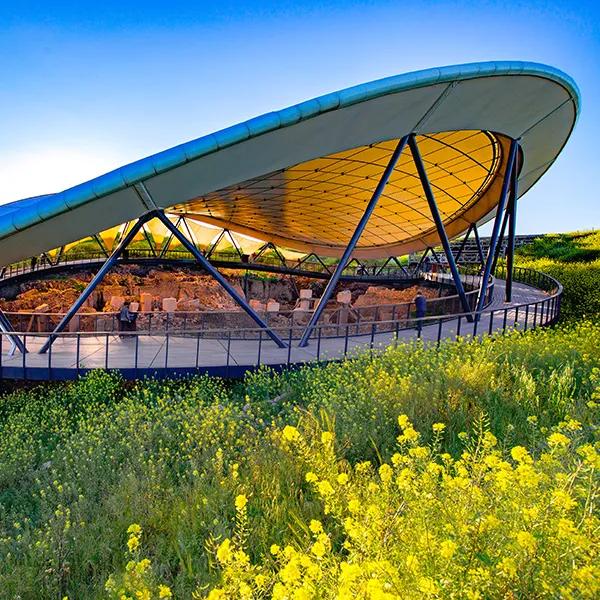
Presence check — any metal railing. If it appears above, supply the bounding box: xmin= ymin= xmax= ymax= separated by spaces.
xmin=0 ymin=270 xmax=489 ymax=338
xmin=0 ymin=267 xmax=561 ymax=381
xmin=0 ymin=247 xmax=416 ymax=281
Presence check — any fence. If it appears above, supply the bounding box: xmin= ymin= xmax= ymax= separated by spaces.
xmin=1 ymin=270 xmax=489 ymax=339
xmin=0 ymin=267 xmax=561 ymax=381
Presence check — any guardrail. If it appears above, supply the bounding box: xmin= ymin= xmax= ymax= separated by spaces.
xmin=0 ymin=248 xmax=414 ymax=281
xmin=0 ymin=267 xmax=560 ymax=381
xmin=1 ymin=270 xmax=490 ymax=338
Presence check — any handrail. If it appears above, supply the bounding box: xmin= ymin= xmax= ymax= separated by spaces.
xmin=0 ymin=266 xmax=561 ymax=380
xmin=0 ymin=269 xmax=492 ymax=336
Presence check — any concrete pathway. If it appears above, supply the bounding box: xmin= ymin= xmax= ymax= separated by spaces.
xmin=0 ymin=279 xmax=554 ymax=378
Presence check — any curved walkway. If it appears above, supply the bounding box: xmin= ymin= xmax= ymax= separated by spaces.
xmin=0 ymin=276 xmax=555 ymax=380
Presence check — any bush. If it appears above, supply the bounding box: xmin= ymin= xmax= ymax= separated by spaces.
xmin=0 ymin=323 xmax=599 ymax=597
xmin=171 ymin=417 xmax=598 ymax=599
xmin=516 ymin=230 xmax=600 ymax=320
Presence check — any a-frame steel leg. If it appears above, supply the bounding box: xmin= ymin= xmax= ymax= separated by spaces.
xmin=412 ymin=247 xmax=430 ymax=275
xmin=429 ymin=247 xmax=445 ymax=269
xmin=153 ymin=210 xmax=286 ymax=348
xmin=454 ymin=224 xmax=473 ymax=264
xmin=142 ymin=225 xmax=157 ymax=257
xmin=408 ymin=134 xmax=473 ymax=319
xmin=491 ymin=207 xmax=510 ymax=276
xmin=0 ymin=309 xmax=27 ymax=354
xmin=159 ymin=216 xmax=183 ymax=258
xmin=93 ymin=235 xmax=110 ymax=258
xmin=298 ymin=134 xmax=410 ymax=347
xmin=206 ymin=229 xmax=225 ymax=259
xmin=474 ymin=139 xmax=519 ymax=317
xmin=472 ymin=223 xmax=485 ymax=267
xmin=505 ymin=153 xmax=519 ymax=302
xmin=39 ymin=213 xmax=153 ymax=354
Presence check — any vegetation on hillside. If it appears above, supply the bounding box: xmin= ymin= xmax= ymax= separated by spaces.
xmin=515 ymin=230 xmax=600 ymax=320
xmin=0 ymin=322 xmax=598 ymax=598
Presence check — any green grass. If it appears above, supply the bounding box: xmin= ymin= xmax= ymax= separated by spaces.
xmin=515 ymin=230 xmax=600 ymax=320
xmin=0 ymin=321 xmax=598 ymax=598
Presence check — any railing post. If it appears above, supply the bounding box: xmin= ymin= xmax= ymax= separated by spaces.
xmin=226 ymin=331 xmax=232 ymax=376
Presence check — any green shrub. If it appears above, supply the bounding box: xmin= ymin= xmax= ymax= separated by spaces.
xmin=515 ymin=230 xmax=600 ymax=320
xmin=0 ymin=322 xmax=598 ymax=597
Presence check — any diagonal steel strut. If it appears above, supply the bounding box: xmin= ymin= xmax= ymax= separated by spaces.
xmin=298 ymin=135 xmax=410 ymax=347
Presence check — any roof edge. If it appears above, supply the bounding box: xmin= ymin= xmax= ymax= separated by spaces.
xmin=0 ymin=61 xmax=580 ymax=241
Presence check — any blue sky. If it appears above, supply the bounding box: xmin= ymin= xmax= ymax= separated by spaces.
xmin=0 ymin=0 xmax=598 ymax=234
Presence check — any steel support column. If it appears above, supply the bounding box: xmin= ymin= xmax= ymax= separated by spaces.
xmin=472 ymin=223 xmax=485 ymax=266
xmin=153 ymin=210 xmax=286 ymax=348
xmin=298 ymin=134 xmax=410 ymax=347
xmin=474 ymin=139 xmax=519 ymax=317
xmin=39 ymin=213 xmax=153 ymax=354
xmin=159 ymin=216 xmax=183 ymax=258
xmin=408 ymin=134 xmax=473 ymax=319
xmin=0 ymin=309 xmax=27 ymax=354
xmin=491 ymin=206 xmax=510 ymax=276
xmin=412 ymin=247 xmax=430 ymax=275
xmin=454 ymin=224 xmax=473 ymax=264
xmin=505 ymin=152 xmax=519 ymax=302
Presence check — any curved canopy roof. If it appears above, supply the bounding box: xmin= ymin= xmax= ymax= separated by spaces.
xmin=0 ymin=61 xmax=579 ymax=265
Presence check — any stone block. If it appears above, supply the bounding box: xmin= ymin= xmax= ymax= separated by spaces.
xmin=140 ymin=292 xmax=153 ymax=312
xmin=298 ymin=298 xmax=312 ymax=311
xmin=299 ymin=288 xmax=312 ymax=299
xmin=110 ymin=295 xmax=125 ymax=310
xmin=336 ymin=290 xmax=352 ymax=304
xmin=162 ymin=297 xmax=177 ymax=313
xmin=249 ymin=299 xmax=266 ymax=311
xmin=266 ymin=300 xmax=280 ymax=312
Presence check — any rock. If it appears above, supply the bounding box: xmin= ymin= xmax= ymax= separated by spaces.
xmin=162 ymin=297 xmax=178 ymax=312
xmin=109 ymin=296 xmax=125 ymax=310
xmin=176 ymin=298 xmax=201 ymax=311
xmin=266 ymin=300 xmax=280 ymax=312
xmin=336 ymin=290 xmax=352 ymax=304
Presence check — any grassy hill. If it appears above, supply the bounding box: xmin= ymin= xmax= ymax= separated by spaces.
xmin=0 ymin=322 xmax=598 ymax=598
xmin=515 ymin=230 xmax=600 ymax=320
xmin=0 ymin=230 xmax=598 ymax=598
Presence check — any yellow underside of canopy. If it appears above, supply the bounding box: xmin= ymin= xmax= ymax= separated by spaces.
xmin=168 ymin=130 xmax=512 ymax=258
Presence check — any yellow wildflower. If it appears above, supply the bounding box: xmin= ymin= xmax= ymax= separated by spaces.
xmin=127 ymin=535 xmax=140 ymax=553
xmin=305 ymin=472 xmax=318 ymax=483
xmin=127 ymin=523 xmax=142 ymax=535
xmin=317 ymin=480 xmax=334 ymax=496
xmin=321 ymin=431 xmax=334 ymax=444
xmin=309 ymin=519 xmax=323 ymax=534
xmin=282 ymin=425 xmax=300 ymax=442
xmin=548 ymin=432 xmax=570 ymax=447
xmin=216 ymin=538 xmax=233 ymax=564
xmin=235 ymin=494 xmax=248 ymax=511
xmin=337 ymin=472 xmax=349 ymax=485
xmin=516 ymin=531 xmax=537 ymax=553
xmin=439 ymin=539 xmax=457 ymax=559
xmin=311 ymin=540 xmax=326 ymax=557
xmin=158 ymin=585 xmax=172 ymax=598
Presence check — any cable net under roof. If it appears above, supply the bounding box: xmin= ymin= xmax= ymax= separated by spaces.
xmin=169 ymin=130 xmax=505 ymax=254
